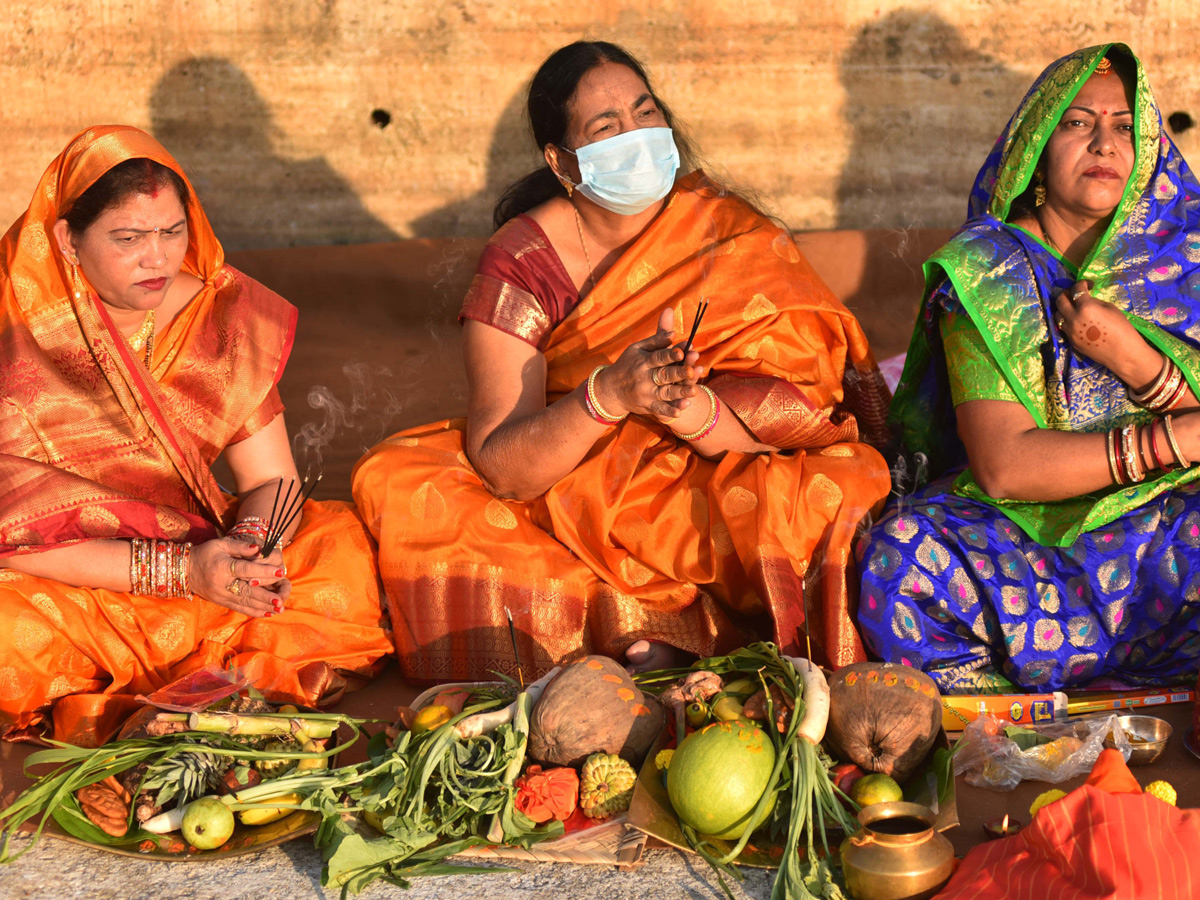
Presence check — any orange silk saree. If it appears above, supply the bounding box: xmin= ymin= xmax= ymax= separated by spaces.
xmin=0 ymin=126 xmax=391 ymax=745
xmin=353 ymin=174 xmax=890 ymax=681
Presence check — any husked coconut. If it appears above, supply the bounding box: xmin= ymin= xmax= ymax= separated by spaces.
xmin=825 ymin=662 xmax=941 ymax=782
xmin=528 ymin=656 xmax=663 ymax=768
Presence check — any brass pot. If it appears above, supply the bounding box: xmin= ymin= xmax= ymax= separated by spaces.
xmin=839 ymin=801 xmax=954 ymax=900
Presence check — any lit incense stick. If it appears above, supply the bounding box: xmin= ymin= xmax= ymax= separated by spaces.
xmin=505 ymin=608 xmax=524 ymax=689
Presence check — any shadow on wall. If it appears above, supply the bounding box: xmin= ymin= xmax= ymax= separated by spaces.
xmin=150 ymin=57 xmax=399 ymax=252
xmin=834 ymin=11 xmax=1029 ymax=352
xmin=836 ymin=10 xmax=1029 ymax=232
xmin=409 ymin=86 xmax=543 ymax=238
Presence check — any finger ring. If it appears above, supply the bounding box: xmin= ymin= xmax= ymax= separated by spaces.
xmin=226 ymin=578 xmax=244 ymax=596
xmin=228 ymin=558 xmax=237 ymax=577
xmin=651 ymin=367 xmax=667 ymax=387
xmin=1072 ymin=290 xmax=1087 ymax=302
xmin=1055 ymin=316 xmax=1066 ymax=330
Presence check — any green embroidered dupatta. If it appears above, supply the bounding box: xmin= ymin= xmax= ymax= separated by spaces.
xmin=891 ymin=43 xmax=1200 ymax=546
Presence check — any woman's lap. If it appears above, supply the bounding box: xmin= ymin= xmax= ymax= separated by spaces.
xmin=0 ymin=499 xmax=391 ymax=743
xmin=857 ymin=477 xmax=1200 ymax=691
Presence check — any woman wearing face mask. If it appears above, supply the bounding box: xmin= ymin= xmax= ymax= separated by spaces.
xmin=0 ymin=127 xmax=393 ymax=744
xmin=859 ymin=45 xmax=1200 ymax=692
xmin=354 ymin=41 xmax=891 ymax=679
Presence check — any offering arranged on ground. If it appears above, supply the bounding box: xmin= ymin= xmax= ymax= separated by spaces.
xmin=0 ymin=643 xmax=962 ymax=899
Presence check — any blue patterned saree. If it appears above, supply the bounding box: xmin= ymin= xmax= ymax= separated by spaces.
xmin=858 ymin=43 xmax=1200 ymax=691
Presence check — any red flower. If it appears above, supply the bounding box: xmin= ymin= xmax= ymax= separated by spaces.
xmin=514 ymin=765 xmax=579 ymax=823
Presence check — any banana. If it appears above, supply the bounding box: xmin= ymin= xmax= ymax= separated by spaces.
xmin=236 ymin=791 xmax=303 ymax=826
xmin=710 ymin=696 xmax=745 ymax=721
xmin=721 ymin=677 xmax=757 ymax=697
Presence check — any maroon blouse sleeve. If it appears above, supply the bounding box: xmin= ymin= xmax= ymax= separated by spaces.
xmin=459 ymin=216 xmax=579 ymax=351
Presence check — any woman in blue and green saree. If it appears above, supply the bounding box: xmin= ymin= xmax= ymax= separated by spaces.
xmin=857 ymin=44 xmax=1200 ymax=692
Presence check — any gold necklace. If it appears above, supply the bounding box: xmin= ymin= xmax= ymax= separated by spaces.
xmin=127 ymin=310 xmax=156 ymax=367
xmin=572 ymin=205 xmax=596 ymax=296
xmin=1034 ymin=212 xmax=1064 ymax=256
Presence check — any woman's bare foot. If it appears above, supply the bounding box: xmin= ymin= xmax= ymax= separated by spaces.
xmin=624 ymin=640 xmax=686 ymax=674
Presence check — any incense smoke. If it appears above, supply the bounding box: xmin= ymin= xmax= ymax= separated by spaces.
xmin=292 ymin=362 xmax=405 ymax=476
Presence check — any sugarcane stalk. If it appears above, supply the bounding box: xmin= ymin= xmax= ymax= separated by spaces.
xmin=186 ymin=712 xmax=337 ymax=739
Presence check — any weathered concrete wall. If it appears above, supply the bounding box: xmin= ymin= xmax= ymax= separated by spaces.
xmin=2 ymin=1 xmax=1198 ymax=249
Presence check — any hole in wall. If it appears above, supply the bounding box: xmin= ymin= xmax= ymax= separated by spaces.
xmin=1168 ymin=111 xmax=1194 ymax=135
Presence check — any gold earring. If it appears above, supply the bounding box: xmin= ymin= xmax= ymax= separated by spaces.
xmin=68 ymin=263 xmax=85 ymax=300
xmin=1034 ymin=170 xmax=1046 ymax=207
xmin=562 ymin=180 xmax=573 ymax=198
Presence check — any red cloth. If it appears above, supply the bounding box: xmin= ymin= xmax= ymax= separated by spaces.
xmin=936 ymin=752 xmax=1200 ymax=899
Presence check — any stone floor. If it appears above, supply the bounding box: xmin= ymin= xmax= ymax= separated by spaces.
xmin=0 ymin=837 xmax=778 ymax=900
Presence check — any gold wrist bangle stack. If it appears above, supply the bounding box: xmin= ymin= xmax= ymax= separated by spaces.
xmin=585 ymin=365 xmax=626 ymax=425
xmin=673 ymin=385 xmax=721 ymax=441
xmin=129 ymin=538 xmax=193 ymax=599
xmin=1130 ymin=355 xmax=1188 ymax=412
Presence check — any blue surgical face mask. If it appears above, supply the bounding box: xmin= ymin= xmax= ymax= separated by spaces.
xmin=563 ymin=126 xmax=680 ymax=216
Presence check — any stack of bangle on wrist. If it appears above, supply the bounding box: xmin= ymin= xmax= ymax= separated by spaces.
xmin=130 ymin=538 xmax=192 ymax=598
xmin=1107 ymin=415 xmax=1192 ymax=486
xmin=228 ymin=516 xmax=269 ymax=544
xmin=673 ymin=385 xmax=721 ymax=442
xmin=1130 ymin=356 xmax=1188 ymax=412
xmin=585 ymin=365 xmax=627 ymax=425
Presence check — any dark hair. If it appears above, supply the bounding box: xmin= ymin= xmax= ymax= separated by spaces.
xmin=493 ymin=41 xmax=696 ymax=229
xmin=63 ymin=158 xmax=189 ymax=234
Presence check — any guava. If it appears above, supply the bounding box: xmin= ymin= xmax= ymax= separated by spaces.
xmin=181 ymin=796 xmax=235 ymax=850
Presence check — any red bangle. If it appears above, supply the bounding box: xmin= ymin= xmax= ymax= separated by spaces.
xmin=1113 ymin=429 xmax=1128 ymax=483
xmin=583 ymin=390 xmax=614 ymax=425
xmin=1150 ymin=420 xmax=1167 ymax=471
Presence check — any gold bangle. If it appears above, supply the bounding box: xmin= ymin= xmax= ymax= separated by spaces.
xmin=1164 ymin=414 xmax=1191 ymax=468
xmin=1121 ymin=424 xmax=1144 ymax=483
xmin=1130 ymin=355 xmax=1171 ymax=405
xmin=673 ymin=385 xmax=719 ymax=441
xmin=1106 ymin=428 xmax=1122 ymax=484
xmin=586 ymin=365 xmax=625 ymax=424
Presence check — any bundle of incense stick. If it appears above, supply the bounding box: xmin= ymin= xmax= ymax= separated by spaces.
xmin=261 ymin=474 xmax=322 ymax=556
xmin=682 ymin=298 xmax=708 ymax=356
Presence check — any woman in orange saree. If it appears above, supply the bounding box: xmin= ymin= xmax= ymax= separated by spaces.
xmin=0 ymin=126 xmax=392 ymax=745
xmin=353 ymin=43 xmax=891 ymax=681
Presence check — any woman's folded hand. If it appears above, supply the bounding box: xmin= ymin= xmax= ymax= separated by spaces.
xmin=595 ymin=307 xmax=703 ymax=421
xmin=188 ymin=537 xmax=291 ymax=618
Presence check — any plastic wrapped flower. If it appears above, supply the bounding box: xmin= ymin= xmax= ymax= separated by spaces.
xmin=514 ymin=765 xmax=579 ymax=823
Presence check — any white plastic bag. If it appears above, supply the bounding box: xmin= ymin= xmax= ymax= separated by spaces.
xmin=953 ymin=714 xmax=1130 ymax=790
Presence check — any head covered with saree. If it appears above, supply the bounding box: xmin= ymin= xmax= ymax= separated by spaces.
xmin=892 ymin=43 xmax=1200 ymax=545
xmin=0 ymin=125 xmax=296 ymax=555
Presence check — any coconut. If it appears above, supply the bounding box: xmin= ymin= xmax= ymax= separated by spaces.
xmin=528 ymin=655 xmax=663 ymax=768
xmin=825 ymin=662 xmax=941 ymax=782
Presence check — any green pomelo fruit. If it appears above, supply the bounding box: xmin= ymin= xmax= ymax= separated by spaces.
xmin=182 ymin=796 xmax=236 ymax=850
xmin=667 ymin=720 xmax=776 ymax=840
